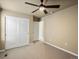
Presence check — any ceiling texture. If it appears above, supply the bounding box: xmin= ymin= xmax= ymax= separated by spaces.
xmin=0 ymin=0 xmax=78 ymax=17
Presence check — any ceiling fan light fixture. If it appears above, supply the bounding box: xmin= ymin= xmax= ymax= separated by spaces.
xmin=39 ymin=6 xmax=45 ymax=11
xmin=25 ymin=0 xmax=60 ymax=14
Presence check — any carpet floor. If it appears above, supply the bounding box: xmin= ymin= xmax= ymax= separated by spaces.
xmin=0 ymin=41 xmax=77 ymax=59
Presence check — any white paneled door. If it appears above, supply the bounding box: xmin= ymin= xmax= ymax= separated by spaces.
xmin=5 ymin=16 xmax=29 ymax=49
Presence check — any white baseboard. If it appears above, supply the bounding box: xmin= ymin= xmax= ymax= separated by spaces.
xmin=5 ymin=44 xmax=29 ymax=50
xmin=40 ymin=40 xmax=78 ymax=57
xmin=0 ymin=49 xmax=5 ymax=52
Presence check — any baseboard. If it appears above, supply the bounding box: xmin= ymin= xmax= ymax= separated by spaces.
xmin=5 ymin=44 xmax=30 ymax=50
xmin=40 ymin=40 xmax=78 ymax=57
xmin=0 ymin=49 xmax=5 ymax=52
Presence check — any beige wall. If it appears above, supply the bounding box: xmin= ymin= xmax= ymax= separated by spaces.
xmin=42 ymin=5 xmax=78 ymax=54
xmin=0 ymin=9 xmax=34 ymax=49
xmin=0 ymin=11 xmax=4 ymax=50
xmin=29 ymin=16 xmax=34 ymax=43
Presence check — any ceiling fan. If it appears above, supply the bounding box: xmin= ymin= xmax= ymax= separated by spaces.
xmin=25 ymin=0 xmax=60 ymax=14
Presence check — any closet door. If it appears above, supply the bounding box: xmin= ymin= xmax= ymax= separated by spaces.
xmin=5 ymin=16 xmax=29 ymax=49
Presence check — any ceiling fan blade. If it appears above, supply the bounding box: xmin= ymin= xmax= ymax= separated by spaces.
xmin=25 ymin=2 xmax=39 ymax=7
xmin=40 ymin=0 xmax=44 ymax=3
xmin=44 ymin=10 xmax=48 ymax=14
xmin=44 ymin=5 xmax=60 ymax=8
xmin=32 ymin=8 xmax=39 ymax=13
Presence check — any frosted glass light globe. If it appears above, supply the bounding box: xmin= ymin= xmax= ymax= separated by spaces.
xmin=39 ymin=7 xmax=45 ymax=11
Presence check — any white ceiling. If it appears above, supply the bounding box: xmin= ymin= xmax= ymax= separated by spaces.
xmin=0 ymin=0 xmax=78 ymax=17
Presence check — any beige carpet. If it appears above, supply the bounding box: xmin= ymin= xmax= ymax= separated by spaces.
xmin=0 ymin=41 xmax=77 ymax=59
